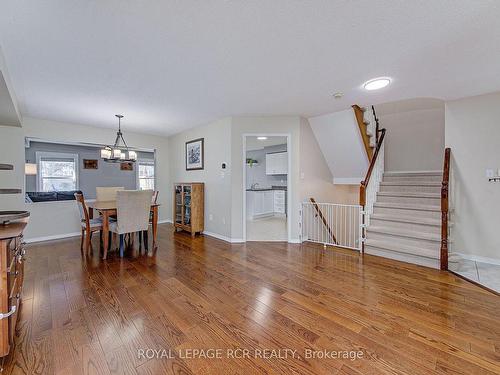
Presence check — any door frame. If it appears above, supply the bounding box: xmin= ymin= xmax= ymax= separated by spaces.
xmin=242 ymin=133 xmax=292 ymax=242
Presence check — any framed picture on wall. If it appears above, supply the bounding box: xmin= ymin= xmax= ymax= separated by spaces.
xmin=83 ymin=159 xmax=98 ymax=169
xmin=185 ymin=138 xmax=204 ymax=170
xmin=120 ymin=162 xmax=134 ymax=171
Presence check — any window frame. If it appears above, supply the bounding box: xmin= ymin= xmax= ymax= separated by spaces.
xmin=36 ymin=151 xmax=79 ymax=192
xmin=136 ymin=159 xmax=155 ymax=191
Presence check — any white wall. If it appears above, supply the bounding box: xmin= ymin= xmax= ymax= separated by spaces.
xmin=376 ymin=98 xmax=445 ymax=172
xmin=0 ymin=117 xmax=170 ymax=241
xmin=308 ymin=109 xmax=368 ymax=184
xmin=168 ymin=118 xmax=232 ymax=238
xmin=445 ymin=92 xmax=500 ymax=261
xmin=299 ymin=118 xmax=358 ymax=204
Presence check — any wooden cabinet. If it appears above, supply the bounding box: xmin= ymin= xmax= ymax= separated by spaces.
xmin=266 ymin=152 xmax=288 ymax=175
xmin=0 ymin=220 xmax=27 ymax=358
xmin=173 ymin=183 xmax=204 ymax=237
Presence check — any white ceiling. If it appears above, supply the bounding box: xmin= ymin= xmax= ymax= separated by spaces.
xmin=0 ymin=1 xmax=499 ymax=136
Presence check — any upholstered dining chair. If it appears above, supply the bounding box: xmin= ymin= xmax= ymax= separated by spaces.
xmin=110 ymin=190 xmax=153 ymax=257
xmin=75 ymin=193 xmax=105 ymax=254
xmin=96 ymin=186 xmax=124 ymax=201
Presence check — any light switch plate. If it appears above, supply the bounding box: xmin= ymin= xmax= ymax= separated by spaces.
xmin=486 ymin=169 xmax=494 ymax=178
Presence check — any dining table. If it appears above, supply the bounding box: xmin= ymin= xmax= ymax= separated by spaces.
xmin=87 ymin=200 xmax=160 ymax=259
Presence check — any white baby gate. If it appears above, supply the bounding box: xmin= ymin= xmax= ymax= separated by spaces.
xmin=301 ymin=202 xmax=364 ymax=251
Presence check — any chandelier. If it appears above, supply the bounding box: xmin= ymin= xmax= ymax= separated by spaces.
xmin=100 ymin=115 xmax=137 ymax=162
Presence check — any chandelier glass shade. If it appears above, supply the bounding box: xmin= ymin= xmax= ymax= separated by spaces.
xmin=100 ymin=115 xmax=137 ymax=162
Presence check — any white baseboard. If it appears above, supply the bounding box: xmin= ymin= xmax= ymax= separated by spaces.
xmin=333 ymin=177 xmax=363 ymax=185
xmin=230 ymin=238 xmax=245 ymax=243
xmin=25 ymin=231 xmax=81 ymax=244
xmin=451 ymin=252 xmax=500 ymax=266
xmin=288 ymin=238 xmax=301 ymax=244
xmin=26 ymin=219 xmax=173 ymax=244
xmin=202 ymin=231 xmax=232 ymax=243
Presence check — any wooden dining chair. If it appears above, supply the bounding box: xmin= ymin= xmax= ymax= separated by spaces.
xmin=109 ymin=190 xmax=153 ymax=257
xmin=75 ymin=193 xmax=104 ymax=255
xmin=139 ymin=190 xmax=158 ymax=251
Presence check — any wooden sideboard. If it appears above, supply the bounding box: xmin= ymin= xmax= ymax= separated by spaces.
xmin=0 ymin=220 xmax=27 ymax=358
xmin=173 ymin=183 xmax=204 ymax=237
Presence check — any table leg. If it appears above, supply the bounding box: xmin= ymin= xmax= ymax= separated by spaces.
xmin=152 ymin=206 xmax=158 ymax=252
xmin=102 ymin=211 xmax=110 ymax=259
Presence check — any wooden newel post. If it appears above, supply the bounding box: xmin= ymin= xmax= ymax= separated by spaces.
xmin=440 ymin=148 xmax=451 ymax=270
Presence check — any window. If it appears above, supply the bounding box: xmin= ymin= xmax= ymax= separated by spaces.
xmin=137 ymin=160 xmax=155 ymax=190
xmin=36 ymin=152 xmax=78 ymax=192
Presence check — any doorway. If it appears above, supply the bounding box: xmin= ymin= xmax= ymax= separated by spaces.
xmin=242 ymin=134 xmax=291 ymax=242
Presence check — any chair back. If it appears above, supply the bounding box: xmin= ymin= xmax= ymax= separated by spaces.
xmin=96 ymin=186 xmax=124 ymax=201
xmin=152 ymin=190 xmax=159 ymax=203
xmin=116 ymin=190 xmax=153 ymax=234
xmin=74 ymin=193 xmax=90 ymax=225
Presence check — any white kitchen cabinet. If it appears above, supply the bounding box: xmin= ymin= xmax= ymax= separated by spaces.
xmin=266 ymin=152 xmax=288 ymax=175
xmin=246 ymin=190 xmax=274 ymax=219
xmin=273 ymin=190 xmax=286 ymax=214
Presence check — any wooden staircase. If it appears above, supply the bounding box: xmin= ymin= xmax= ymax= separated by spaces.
xmin=354 ymin=102 xmax=451 ymax=270
xmin=352 ymin=104 xmax=378 ymax=161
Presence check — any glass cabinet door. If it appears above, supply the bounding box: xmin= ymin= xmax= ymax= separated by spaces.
xmin=183 ymin=185 xmax=191 ymax=225
xmin=175 ymin=185 xmax=183 ymax=224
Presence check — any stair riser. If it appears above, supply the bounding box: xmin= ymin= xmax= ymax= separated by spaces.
xmin=366 ymin=231 xmax=441 ymax=251
xmin=376 ymin=195 xmax=441 ymax=206
xmin=373 ymin=206 xmax=441 ymax=220
xmin=364 ymin=246 xmax=440 ymax=269
xmin=370 ymin=218 xmax=441 ymax=235
xmin=383 ymin=176 xmax=442 ymax=183
xmin=380 ymin=185 xmax=441 ymax=194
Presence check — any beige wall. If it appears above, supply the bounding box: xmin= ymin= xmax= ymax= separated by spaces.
xmin=0 ymin=117 xmax=170 ymax=240
xmin=168 ymin=118 xmax=232 ymax=238
xmin=299 ymin=118 xmax=358 ymax=204
xmin=445 ymin=92 xmax=500 ymax=261
xmin=377 ymin=98 xmax=445 ymax=172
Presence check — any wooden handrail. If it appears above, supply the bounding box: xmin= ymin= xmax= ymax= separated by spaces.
xmin=352 ymin=105 xmax=374 ymax=161
xmin=440 ymin=148 xmax=451 ymax=270
xmin=359 ymin=128 xmax=386 ymax=207
xmin=309 ymin=198 xmax=337 ymax=244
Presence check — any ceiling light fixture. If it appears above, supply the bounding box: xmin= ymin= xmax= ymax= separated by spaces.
xmin=363 ymin=77 xmax=391 ymax=91
xmin=332 ymin=92 xmax=344 ymax=99
xmin=100 ymin=115 xmax=137 ymax=163
xmin=257 ymin=136 xmax=268 ymax=140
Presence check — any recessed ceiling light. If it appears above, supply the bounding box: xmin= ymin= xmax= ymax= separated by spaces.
xmin=332 ymin=92 xmax=344 ymax=99
xmin=257 ymin=136 xmax=268 ymax=140
xmin=363 ymin=77 xmax=391 ymax=91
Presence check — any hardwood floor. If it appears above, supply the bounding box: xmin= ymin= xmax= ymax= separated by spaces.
xmin=2 ymin=223 xmax=500 ymax=374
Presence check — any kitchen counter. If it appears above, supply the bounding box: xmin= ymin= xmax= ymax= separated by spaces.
xmin=246 ymin=186 xmax=287 ymax=192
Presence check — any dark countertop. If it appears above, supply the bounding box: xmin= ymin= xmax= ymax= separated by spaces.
xmin=246 ymin=186 xmax=287 ymax=192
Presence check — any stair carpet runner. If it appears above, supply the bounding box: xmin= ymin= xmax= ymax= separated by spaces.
xmin=365 ymin=171 xmax=444 ymax=269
